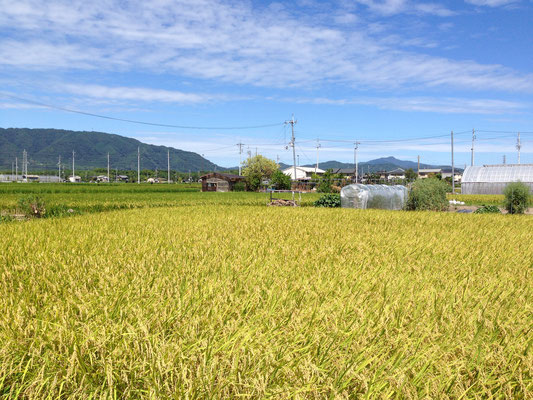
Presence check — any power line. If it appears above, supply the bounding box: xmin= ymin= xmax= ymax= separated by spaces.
xmin=0 ymin=92 xmax=284 ymax=130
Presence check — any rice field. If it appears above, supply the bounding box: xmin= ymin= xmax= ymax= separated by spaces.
xmin=0 ymin=183 xmax=320 ymax=214
xmin=1 ymin=198 xmax=532 ymax=398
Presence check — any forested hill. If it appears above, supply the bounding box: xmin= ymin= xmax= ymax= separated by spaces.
xmin=0 ymin=128 xmax=220 ymax=172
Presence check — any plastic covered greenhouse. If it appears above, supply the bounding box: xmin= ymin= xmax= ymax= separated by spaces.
xmin=461 ymin=164 xmax=533 ymax=195
xmin=340 ymin=184 xmax=408 ymax=210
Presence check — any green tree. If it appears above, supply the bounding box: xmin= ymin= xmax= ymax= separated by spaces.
xmin=242 ymin=155 xmax=278 ymax=191
xmin=405 ymin=168 xmax=417 ymax=182
xmin=270 ymin=170 xmax=291 ymax=190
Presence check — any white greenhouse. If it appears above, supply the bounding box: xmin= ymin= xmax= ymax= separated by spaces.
xmin=340 ymin=184 xmax=408 ymax=210
xmin=461 ymin=164 xmax=533 ymax=195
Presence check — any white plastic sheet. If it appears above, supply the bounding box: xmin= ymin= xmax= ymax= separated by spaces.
xmin=340 ymin=184 xmax=408 ymax=210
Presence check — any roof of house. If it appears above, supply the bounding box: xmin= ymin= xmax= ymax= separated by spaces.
xmin=200 ymin=172 xmax=245 ymax=180
xmin=387 ymin=168 xmax=405 ymax=174
xmin=282 ymin=167 xmax=325 ymax=174
xmin=334 ymin=168 xmax=355 ymax=174
xmin=419 ymin=168 xmax=442 ymax=174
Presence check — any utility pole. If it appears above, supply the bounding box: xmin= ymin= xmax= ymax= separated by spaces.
xmin=417 ymin=155 xmax=420 ymax=176
xmin=503 ymin=155 xmax=506 ymax=165
xmin=22 ymin=150 xmax=27 ymax=177
xmin=137 ymin=147 xmax=140 ymax=184
xmin=451 ymin=131 xmax=455 ymax=194
xmin=285 ymin=115 xmax=297 ymax=182
xmin=471 ymin=128 xmax=476 ymax=166
xmin=107 ymin=152 xmax=110 ymax=182
xmin=72 ymin=150 xmax=75 ymax=179
xmin=167 ymin=150 xmax=170 ymax=183
xmin=354 ymin=141 xmax=360 ymax=183
xmin=15 ymin=157 xmax=18 ymax=182
xmin=11 ymin=161 xmax=14 ymax=181
xmin=315 ymin=139 xmax=321 ymax=173
xmin=58 ymin=155 xmax=61 ymax=182
xmin=237 ymin=143 xmax=244 ymax=175
xmin=516 ymin=132 xmax=521 ymax=164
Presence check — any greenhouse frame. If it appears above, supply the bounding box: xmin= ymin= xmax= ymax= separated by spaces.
xmin=461 ymin=164 xmax=533 ymax=195
xmin=340 ymin=184 xmax=408 ymax=210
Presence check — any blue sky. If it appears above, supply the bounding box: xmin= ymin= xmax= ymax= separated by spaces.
xmin=1 ymin=0 xmax=532 ymax=168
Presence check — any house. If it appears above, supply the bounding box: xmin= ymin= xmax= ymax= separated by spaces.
xmin=200 ymin=172 xmax=246 ymax=192
xmin=96 ymin=175 xmax=109 ymax=183
xmin=116 ymin=175 xmax=129 ymax=182
xmin=386 ymin=168 xmax=405 ymax=180
xmin=418 ymin=168 xmax=442 ymax=178
xmin=22 ymin=174 xmax=40 ymax=182
xmin=333 ymin=168 xmax=356 ymax=179
xmin=441 ymin=169 xmax=462 ymax=182
xmin=282 ymin=167 xmax=325 ymax=180
xmin=68 ymin=175 xmax=81 ymax=183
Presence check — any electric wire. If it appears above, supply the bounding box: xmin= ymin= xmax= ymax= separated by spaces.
xmin=0 ymin=92 xmax=284 ymax=130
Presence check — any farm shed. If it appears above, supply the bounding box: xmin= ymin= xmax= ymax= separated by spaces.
xmin=341 ymin=184 xmax=408 ymax=210
xmin=461 ymin=164 xmax=533 ymax=195
xmin=201 ymin=172 xmax=245 ymax=192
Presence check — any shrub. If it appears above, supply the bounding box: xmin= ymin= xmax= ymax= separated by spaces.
xmin=233 ymin=181 xmax=246 ymax=192
xmin=0 ymin=214 xmax=14 ymax=223
xmin=317 ymin=169 xmax=335 ymax=193
xmin=503 ymin=182 xmax=530 ymax=214
xmin=314 ymin=193 xmax=341 ymax=208
xmin=17 ymin=195 xmax=46 ymax=218
xmin=46 ymin=204 xmax=79 ymax=217
xmin=270 ymin=170 xmax=291 ymax=190
xmin=405 ymin=178 xmax=448 ymax=211
xmin=474 ymin=205 xmax=501 ymax=214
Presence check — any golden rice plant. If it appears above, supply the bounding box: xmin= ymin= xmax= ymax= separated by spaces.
xmin=0 ymin=205 xmax=531 ymax=398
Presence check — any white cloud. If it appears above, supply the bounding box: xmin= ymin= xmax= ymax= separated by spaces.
xmin=0 ymin=0 xmax=531 ymax=94
xmin=354 ymin=0 xmax=455 ymax=16
xmin=291 ymin=96 xmax=527 ymax=114
xmin=465 ymin=0 xmax=519 ymax=6
xmin=60 ymin=84 xmax=217 ymax=104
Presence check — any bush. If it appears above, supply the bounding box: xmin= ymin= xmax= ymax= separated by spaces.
xmin=474 ymin=205 xmax=501 ymax=214
xmin=317 ymin=169 xmax=335 ymax=193
xmin=270 ymin=170 xmax=291 ymax=190
xmin=18 ymin=195 xmax=46 ymax=218
xmin=314 ymin=193 xmax=341 ymax=208
xmin=405 ymin=178 xmax=448 ymax=211
xmin=0 ymin=215 xmax=14 ymax=223
xmin=46 ymin=204 xmax=79 ymax=217
xmin=503 ymin=182 xmax=530 ymax=214
xmin=233 ymin=181 xmax=246 ymax=192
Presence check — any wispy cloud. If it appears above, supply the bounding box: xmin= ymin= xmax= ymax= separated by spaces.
xmin=465 ymin=0 xmax=519 ymax=7
xmin=291 ymin=96 xmax=527 ymax=114
xmin=60 ymin=84 xmax=223 ymax=104
xmin=0 ymin=0 xmax=532 ymax=93
xmin=354 ymin=0 xmax=455 ymax=16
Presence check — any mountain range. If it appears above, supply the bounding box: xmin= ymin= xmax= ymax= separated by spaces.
xmin=279 ymin=157 xmax=457 ymax=173
xmin=1 ymin=128 xmax=457 ymax=173
xmin=0 ymin=128 xmax=218 ymax=172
